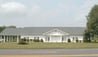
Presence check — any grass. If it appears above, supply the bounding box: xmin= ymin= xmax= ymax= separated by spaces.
xmin=0 ymin=42 xmax=98 ymax=49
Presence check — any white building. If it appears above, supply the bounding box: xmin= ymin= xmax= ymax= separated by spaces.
xmin=0 ymin=27 xmax=85 ymax=43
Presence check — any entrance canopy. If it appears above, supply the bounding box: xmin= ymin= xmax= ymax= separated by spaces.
xmin=43 ymin=29 xmax=69 ymax=36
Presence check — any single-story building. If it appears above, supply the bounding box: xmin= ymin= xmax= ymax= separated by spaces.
xmin=0 ymin=27 xmax=85 ymax=43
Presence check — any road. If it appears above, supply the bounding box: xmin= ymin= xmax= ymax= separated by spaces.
xmin=0 ymin=49 xmax=98 ymax=55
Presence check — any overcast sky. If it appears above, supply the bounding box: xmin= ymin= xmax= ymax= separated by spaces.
xmin=0 ymin=0 xmax=98 ymax=27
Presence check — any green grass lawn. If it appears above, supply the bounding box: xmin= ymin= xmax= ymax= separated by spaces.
xmin=0 ymin=42 xmax=98 ymax=49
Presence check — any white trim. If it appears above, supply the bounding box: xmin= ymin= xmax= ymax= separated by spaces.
xmin=43 ymin=28 xmax=69 ymax=36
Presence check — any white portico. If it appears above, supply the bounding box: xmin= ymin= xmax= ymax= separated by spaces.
xmin=43 ymin=29 xmax=69 ymax=42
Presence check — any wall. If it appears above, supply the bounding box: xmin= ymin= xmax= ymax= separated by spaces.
xmin=21 ymin=35 xmax=83 ymax=43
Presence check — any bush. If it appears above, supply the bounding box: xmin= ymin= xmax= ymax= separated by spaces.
xmin=76 ymin=40 xmax=78 ymax=43
xmin=40 ymin=39 xmax=43 ymax=42
xmin=33 ymin=39 xmax=43 ymax=42
xmin=18 ymin=38 xmax=28 ymax=45
xmin=33 ymin=39 xmax=40 ymax=42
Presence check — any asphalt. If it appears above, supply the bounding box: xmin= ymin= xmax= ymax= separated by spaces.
xmin=0 ymin=49 xmax=98 ymax=55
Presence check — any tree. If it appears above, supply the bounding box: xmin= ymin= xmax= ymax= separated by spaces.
xmin=84 ymin=5 xmax=98 ymax=42
xmin=0 ymin=25 xmax=16 ymax=33
xmin=18 ymin=38 xmax=28 ymax=45
xmin=0 ymin=26 xmax=6 ymax=33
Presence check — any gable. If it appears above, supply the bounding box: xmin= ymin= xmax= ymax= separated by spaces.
xmin=43 ymin=29 xmax=69 ymax=36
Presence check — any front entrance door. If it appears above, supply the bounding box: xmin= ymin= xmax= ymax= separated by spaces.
xmin=50 ymin=36 xmax=61 ymax=42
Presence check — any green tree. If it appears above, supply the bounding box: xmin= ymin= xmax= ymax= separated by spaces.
xmin=0 ymin=26 xmax=6 ymax=33
xmin=84 ymin=5 xmax=98 ymax=42
xmin=0 ymin=25 xmax=16 ymax=33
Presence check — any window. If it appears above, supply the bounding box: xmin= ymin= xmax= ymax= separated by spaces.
xmin=73 ymin=37 xmax=74 ymax=41
xmin=48 ymin=37 xmax=50 ymax=41
xmin=62 ymin=36 xmax=64 ymax=41
xmin=2 ymin=36 xmax=4 ymax=39
xmin=76 ymin=37 xmax=78 ymax=42
xmin=34 ymin=37 xmax=39 ymax=40
xmin=45 ymin=37 xmax=50 ymax=41
xmin=13 ymin=36 xmax=17 ymax=42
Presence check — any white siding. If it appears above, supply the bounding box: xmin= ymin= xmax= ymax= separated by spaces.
xmin=20 ymin=35 xmax=83 ymax=43
xmin=21 ymin=35 xmax=45 ymax=42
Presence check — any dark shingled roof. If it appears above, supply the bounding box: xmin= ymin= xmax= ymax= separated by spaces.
xmin=0 ymin=27 xmax=85 ymax=36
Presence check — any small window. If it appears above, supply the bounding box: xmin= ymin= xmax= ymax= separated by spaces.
xmin=73 ymin=37 xmax=74 ymax=40
xmin=48 ymin=37 xmax=50 ymax=41
xmin=45 ymin=37 xmax=50 ymax=41
xmin=76 ymin=37 xmax=78 ymax=40
xmin=62 ymin=36 xmax=64 ymax=41
xmin=2 ymin=36 xmax=4 ymax=39
xmin=76 ymin=37 xmax=78 ymax=42
xmin=34 ymin=37 xmax=39 ymax=40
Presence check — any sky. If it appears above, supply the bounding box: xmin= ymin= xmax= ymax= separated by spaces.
xmin=0 ymin=0 xmax=98 ymax=27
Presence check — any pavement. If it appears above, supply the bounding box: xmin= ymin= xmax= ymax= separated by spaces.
xmin=0 ymin=54 xmax=98 ymax=57
xmin=0 ymin=49 xmax=98 ymax=57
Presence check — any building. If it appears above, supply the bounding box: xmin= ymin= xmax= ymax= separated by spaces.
xmin=0 ymin=27 xmax=85 ymax=43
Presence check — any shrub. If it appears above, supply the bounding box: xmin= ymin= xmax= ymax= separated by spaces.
xmin=40 ymin=39 xmax=43 ymax=42
xmin=33 ymin=39 xmax=43 ymax=42
xmin=33 ymin=39 xmax=40 ymax=42
xmin=76 ymin=40 xmax=78 ymax=43
xmin=18 ymin=38 xmax=28 ymax=45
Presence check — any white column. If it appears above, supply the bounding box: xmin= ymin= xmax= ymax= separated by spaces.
xmin=0 ymin=35 xmax=1 ymax=40
xmin=9 ymin=36 xmax=11 ymax=42
xmin=61 ymin=36 xmax=62 ymax=42
xmin=7 ymin=36 xmax=8 ymax=42
xmin=9 ymin=36 xmax=10 ymax=42
xmin=4 ymin=36 xmax=5 ymax=43
xmin=65 ymin=36 xmax=68 ymax=43
xmin=0 ymin=35 xmax=2 ymax=42
xmin=49 ymin=36 xmax=51 ymax=42
xmin=64 ymin=36 xmax=65 ymax=42
xmin=17 ymin=36 xmax=19 ymax=43
xmin=12 ymin=36 xmax=13 ymax=42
